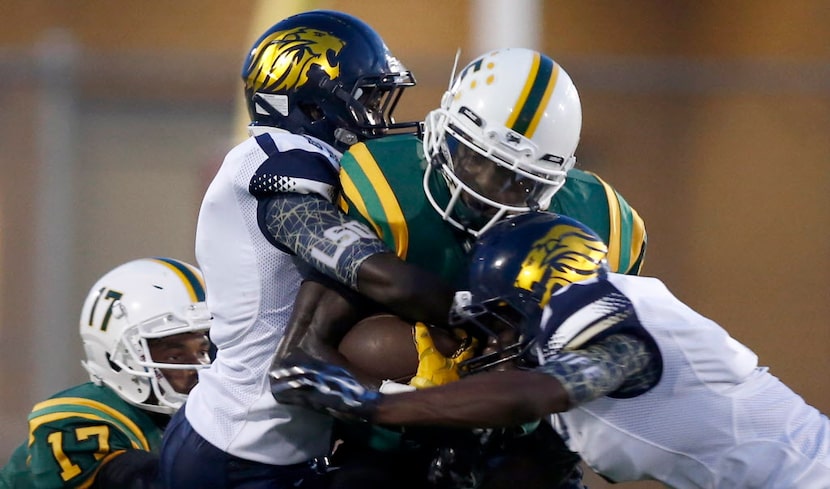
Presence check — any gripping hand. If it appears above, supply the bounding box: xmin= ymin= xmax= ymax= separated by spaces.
xmin=270 ymin=358 xmax=379 ymax=422
xmin=409 ymin=323 xmax=478 ymax=389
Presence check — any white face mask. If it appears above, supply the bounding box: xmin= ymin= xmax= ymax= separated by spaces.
xmin=423 ymin=117 xmax=571 ymax=237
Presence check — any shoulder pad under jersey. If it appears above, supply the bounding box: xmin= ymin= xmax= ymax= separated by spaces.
xmin=538 ymin=278 xmax=638 ymax=356
xmin=550 ymin=169 xmax=647 ymax=275
xmin=249 ymin=132 xmax=340 ymax=202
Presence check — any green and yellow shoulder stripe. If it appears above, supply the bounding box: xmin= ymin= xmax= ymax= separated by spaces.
xmin=338 ymin=135 xmax=469 ymax=284
xmin=550 ymin=169 xmax=647 ymax=275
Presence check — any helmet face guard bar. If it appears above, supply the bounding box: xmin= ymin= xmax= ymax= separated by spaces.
xmin=422 ymin=110 xmax=571 ymax=237
xmin=457 ymin=341 xmax=531 ymax=376
xmin=119 ymin=311 xmax=211 ymax=373
xmin=350 ymin=72 xmax=417 ymax=128
xmin=248 ymin=66 xmax=420 ymax=148
xmin=451 ymin=292 xmax=538 ymax=375
xmin=309 ymin=66 xmax=420 ymax=140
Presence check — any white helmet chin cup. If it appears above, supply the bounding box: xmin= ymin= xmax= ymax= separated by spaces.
xmin=423 ymin=48 xmax=581 ymax=236
xmin=79 ymin=258 xmax=211 ymax=415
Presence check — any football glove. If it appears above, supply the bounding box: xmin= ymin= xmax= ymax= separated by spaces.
xmin=270 ymin=358 xmax=380 ymax=423
xmin=409 ymin=323 xmax=478 ymax=389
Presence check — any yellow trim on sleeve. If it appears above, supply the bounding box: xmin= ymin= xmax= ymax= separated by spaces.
xmin=347 ymin=143 xmax=409 ymax=258
xmin=340 ymin=165 xmax=382 ymax=238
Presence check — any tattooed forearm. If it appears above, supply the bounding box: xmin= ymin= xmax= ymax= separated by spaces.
xmin=262 ymin=193 xmax=389 ymax=288
xmin=535 ymin=334 xmax=657 ymax=406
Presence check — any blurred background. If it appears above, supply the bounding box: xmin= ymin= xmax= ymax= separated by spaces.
xmin=0 ymin=1 xmax=828 ymax=487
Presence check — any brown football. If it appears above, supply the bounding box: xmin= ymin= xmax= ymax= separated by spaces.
xmin=337 ymin=314 xmax=461 ymax=383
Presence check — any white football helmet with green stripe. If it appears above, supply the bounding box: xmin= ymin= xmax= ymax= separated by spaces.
xmin=80 ymin=257 xmax=212 ymax=414
xmin=423 ymin=48 xmax=582 ymax=236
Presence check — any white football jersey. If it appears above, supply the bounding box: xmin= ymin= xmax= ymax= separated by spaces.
xmin=549 ymin=274 xmax=830 ymax=488
xmin=185 ymin=128 xmax=337 ymax=465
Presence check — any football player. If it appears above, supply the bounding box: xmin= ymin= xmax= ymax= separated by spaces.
xmin=0 ymin=258 xmax=211 ymax=489
xmin=342 ymin=47 xmax=645 ymax=280
xmin=273 ymin=212 xmax=830 ymax=488
xmin=275 ymin=49 xmax=646 ymax=488
xmin=158 ymin=10 xmax=460 ymax=489
xmin=285 ymin=46 xmax=647 ymax=384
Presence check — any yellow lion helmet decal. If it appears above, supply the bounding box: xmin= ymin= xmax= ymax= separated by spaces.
xmin=515 ymin=221 xmax=609 ymax=308
xmin=244 ymin=27 xmax=344 ymax=93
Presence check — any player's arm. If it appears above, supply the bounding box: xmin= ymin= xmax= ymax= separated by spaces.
xmin=274 ymin=277 xmax=385 ymax=386
xmin=259 ymin=192 xmax=453 ymax=326
xmin=374 ymin=334 xmax=655 ymax=427
xmin=249 ymin=142 xmax=454 ymax=326
xmin=272 ymin=334 xmax=656 ymax=428
xmin=92 ymin=450 xmax=161 ymax=489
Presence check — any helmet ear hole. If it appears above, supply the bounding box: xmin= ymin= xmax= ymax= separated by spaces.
xmin=105 ymin=353 xmax=122 ymax=372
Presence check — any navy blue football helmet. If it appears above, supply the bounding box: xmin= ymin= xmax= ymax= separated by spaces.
xmin=451 ymin=211 xmax=609 ymax=373
xmin=242 ymin=10 xmax=418 ymax=150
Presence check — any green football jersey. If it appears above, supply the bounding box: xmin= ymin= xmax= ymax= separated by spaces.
xmin=0 ymin=382 xmax=164 ymax=489
xmin=339 ymin=134 xmax=470 ymax=286
xmin=550 ymin=167 xmax=647 ymax=274
xmin=1 ymin=444 xmax=30 ymax=489
xmin=338 ymin=134 xmax=646 ymax=284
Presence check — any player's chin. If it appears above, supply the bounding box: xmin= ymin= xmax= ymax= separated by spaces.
xmin=166 ymin=376 xmax=199 ymax=395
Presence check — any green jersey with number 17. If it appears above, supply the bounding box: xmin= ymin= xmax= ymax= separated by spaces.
xmin=0 ymin=382 xmax=164 ymax=489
